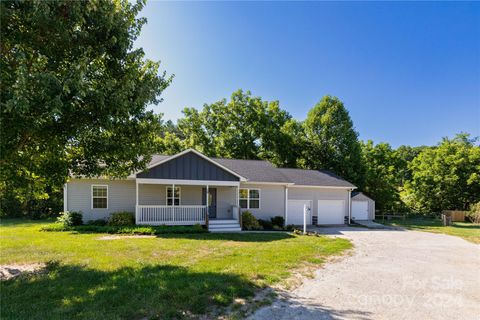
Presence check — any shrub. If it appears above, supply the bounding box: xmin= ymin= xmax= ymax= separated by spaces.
xmin=41 ymin=223 xmax=73 ymax=232
xmin=467 ymin=202 xmax=480 ymax=224
xmin=57 ymin=211 xmax=83 ymax=226
xmin=285 ymin=224 xmax=296 ymax=231
xmin=241 ymin=211 xmax=262 ymax=230
xmin=87 ymin=219 xmax=107 ymax=226
xmin=41 ymin=223 xmax=207 ymax=235
xmin=270 ymin=216 xmax=284 ymax=228
xmin=258 ymin=219 xmax=273 ymax=230
xmin=107 ymin=211 xmax=135 ymax=226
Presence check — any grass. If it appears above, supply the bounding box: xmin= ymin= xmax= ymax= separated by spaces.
xmin=0 ymin=219 xmax=351 ymax=319
xmin=384 ymin=217 xmax=480 ymax=244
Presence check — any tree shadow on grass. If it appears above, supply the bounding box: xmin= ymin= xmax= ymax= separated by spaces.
xmin=155 ymin=232 xmax=295 ymax=242
xmin=0 ymin=218 xmax=54 ymax=227
xmin=65 ymin=229 xmax=295 ymax=242
xmin=251 ymin=297 xmax=374 ymax=320
xmin=1 ymin=262 xmax=257 ymax=320
xmin=451 ymin=223 xmax=480 ymax=230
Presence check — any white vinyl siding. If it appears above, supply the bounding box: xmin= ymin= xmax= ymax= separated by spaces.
xmin=67 ymin=179 xmax=136 ymax=221
xmin=239 ymin=184 xmax=285 ymax=220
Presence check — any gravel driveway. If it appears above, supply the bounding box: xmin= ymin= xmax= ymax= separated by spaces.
xmin=250 ymin=227 xmax=480 ymax=320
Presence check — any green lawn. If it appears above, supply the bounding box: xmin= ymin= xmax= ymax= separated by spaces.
xmin=0 ymin=219 xmax=351 ymax=319
xmin=384 ymin=217 xmax=480 ymax=244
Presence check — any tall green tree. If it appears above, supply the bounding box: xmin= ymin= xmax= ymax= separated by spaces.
xmin=402 ymin=134 xmax=480 ymax=212
xmin=175 ymin=90 xmax=298 ymax=166
xmin=1 ymin=0 xmax=171 ymax=215
xmin=303 ymin=96 xmax=364 ymax=186
xmin=395 ymin=145 xmax=428 ymax=186
xmin=361 ymin=141 xmax=402 ymax=212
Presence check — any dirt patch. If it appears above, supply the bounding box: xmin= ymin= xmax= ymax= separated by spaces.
xmin=0 ymin=263 xmax=46 ymax=281
xmin=97 ymin=235 xmax=156 ymax=240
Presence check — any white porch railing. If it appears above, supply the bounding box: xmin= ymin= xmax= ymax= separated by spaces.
xmin=136 ymin=205 xmax=208 ymax=225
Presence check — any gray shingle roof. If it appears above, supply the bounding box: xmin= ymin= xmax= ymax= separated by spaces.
xmin=147 ymin=155 xmax=170 ymax=167
xmin=212 ymin=158 xmax=291 ymax=183
xmin=277 ymin=168 xmax=356 ymax=188
xmin=351 ymin=191 xmax=373 ymax=200
xmin=142 ymin=152 xmax=355 ymax=188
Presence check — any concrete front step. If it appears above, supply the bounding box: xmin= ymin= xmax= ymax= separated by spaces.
xmin=209 ymin=219 xmax=239 ymax=224
xmin=208 ymin=219 xmax=241 ymax=232
xmin=209 ymin=227 xmax=242 ymax=233
xmin=209 ymin=223 xmax=241 ymax=228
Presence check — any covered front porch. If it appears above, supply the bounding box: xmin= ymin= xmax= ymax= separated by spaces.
xmin=135 ymin=179 xmax=240 ymax=226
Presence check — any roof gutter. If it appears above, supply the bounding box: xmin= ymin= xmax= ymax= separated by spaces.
xmin=289 ymin=185 xmax=357 ymax=190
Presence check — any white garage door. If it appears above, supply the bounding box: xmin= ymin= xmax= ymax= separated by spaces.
xmin=352 ymin=200 xmax=369 ymax=220
xmin=317 ymin=200 xmax=345 ymax=225
xmin=287 ymin=200 xmax=312 ymax=225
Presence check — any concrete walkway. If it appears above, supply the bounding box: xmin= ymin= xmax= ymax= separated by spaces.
xmin=249 ymin=226 xmax=480 ymax=320
xmin=353 ymin=220 xmax=387 ymax=229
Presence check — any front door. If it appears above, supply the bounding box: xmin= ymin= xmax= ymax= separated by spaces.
xmin=202 ymin=188 xmax=217 ymax=219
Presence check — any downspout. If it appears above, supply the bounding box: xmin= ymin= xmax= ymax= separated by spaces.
xmin=348 ymin=188 xmax=352 ymax=225
xmin=284 ymin=186 xmax=289 ymax=226
xmin=135 ymin=180 xmax=139 ymax=224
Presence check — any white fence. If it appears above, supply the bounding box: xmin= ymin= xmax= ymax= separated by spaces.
xmin=136 ymin=205 xmax=207 ymax=225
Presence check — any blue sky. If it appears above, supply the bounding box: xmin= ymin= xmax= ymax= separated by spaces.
xmin=135 ymin=1 xmax=480 ymax=147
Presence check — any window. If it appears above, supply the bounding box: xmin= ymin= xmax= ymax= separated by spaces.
xmin=92 ymin=185 xmax=108 ymax=209
xmin=239 ymin=189 xmax=249 ymax=209
xmin=239 ymin=188 xmax=260 ymax=209
xmin=166 ymin=186 xmax=181 ymax=206
xmin=249 ymin=189 xmax=260 ymax=209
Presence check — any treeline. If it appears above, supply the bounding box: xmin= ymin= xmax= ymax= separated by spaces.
xmin=156 ymin=90 xmax=480 ymax=214
xmin=2 ymin=89 xmax=479 ymax=218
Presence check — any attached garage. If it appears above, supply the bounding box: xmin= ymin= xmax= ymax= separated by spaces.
xmin=351 ymin=192 xmax=375 ymax=221
xmin=287 ymin=200 xmax=312 ymax=225
xmin=317 ymin=200 xmax=345 ymax=225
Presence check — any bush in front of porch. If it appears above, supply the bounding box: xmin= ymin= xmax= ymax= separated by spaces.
xmin=242 ymin=212 xmax=295 ymax=231
xmin=49 ymin=210 xmax=207 ymax=235
xmin=41 ymin=223 xmax=207 ymax=235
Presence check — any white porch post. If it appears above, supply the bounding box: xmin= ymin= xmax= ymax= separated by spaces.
xmin=284 ymin=186 xmax=288 ymax=226
xmin=135 ymin=180 xmax=139 ymax=224
xmin=236 ymin=185 xmax=239 ymax=207
xmin=205 ymin=185 xmax=209 ymax=206
xmin=206 ymin=185 xmax=209 ymax=217
xmin=235 ymin=185 xmax=240 ymax=221
xmin=172 ymin=183 xmax=175 ymax=222
xmin=63 ymin=183 xmax=68 ymax=212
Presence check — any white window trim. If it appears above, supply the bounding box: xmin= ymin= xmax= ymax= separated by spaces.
xmin=166 ymin=186 xmax=181 ymax=206
xmin=91 ymin=184 xmax=108 ymax=210
xmin=239 ymin=188 xmax=261 ymax=210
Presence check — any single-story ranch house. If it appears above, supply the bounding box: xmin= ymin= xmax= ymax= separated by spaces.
xmin=64 ymin=149 xmax=375 ymax=231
